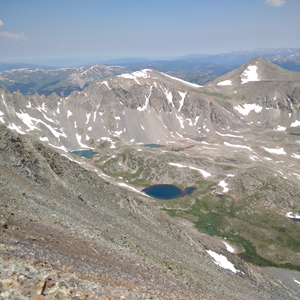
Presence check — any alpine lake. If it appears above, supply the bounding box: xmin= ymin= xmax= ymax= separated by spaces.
xmin=142 ymin=184 xmax=197 ymax=200
xmin=70 ymin=149 xmax=99 ymax=159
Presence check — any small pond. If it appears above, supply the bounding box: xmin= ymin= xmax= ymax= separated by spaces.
xmin=143 ymin=144 xmax=164 ymax=148
xmin=69 ymin=149 xmax=99 ymax=159
xmin=142 ymin=184 xmax=197 ymax=200
xmin=288 ymin=133 xmax=300 ymax=136
xmin=226 ymin=159 xmax=237 ymax=162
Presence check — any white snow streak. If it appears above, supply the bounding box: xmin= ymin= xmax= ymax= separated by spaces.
xmin=118 ymin=182 xmax=149 ymax=196
xmin=101 ymin=81 xmax=111 ymax=89
xmin=178 ymin=91 xmax=187 ymax=112
xmin=162 ymin=73 xmax=202 ymax=87
xmin=216 ymin=131 xmax=243 ymax=138
xmin=292 ymin=153 xmax=300 ymax=159
xmin=138 ymin=86 xmax=152 ymax=111
xmin=175 ymin=113 xmax=185 ymax=128
xmin=48 ymin=143 xmax=68 ymax=152
xmin=168 ymin=163 xmax=211 ymax=177
xmin=86 ymin=113 xmax=91 ymax=124
xmin=224 ymin=142 xmax=253 ymax=151
xmin=61 ymin=154 xmax=84 ymax=164
xmin=7 ymin=123 xmax=25 ymax=134
xmin=223 ymin=241 xmax=234 ymax=253
xmin=75 ymin=133 xmax=89 ymax=149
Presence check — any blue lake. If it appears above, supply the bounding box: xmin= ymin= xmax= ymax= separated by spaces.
xmin=142 ymin=184 xmax=197 ymax=200
xmin=70 ymin=149 xmax=99 ymax=159
xmin=143 ymin=144 xmax=164 ymax=148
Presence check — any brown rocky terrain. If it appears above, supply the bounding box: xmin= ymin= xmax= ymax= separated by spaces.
xmin=0 ymin=124 xmax=299 ymax=299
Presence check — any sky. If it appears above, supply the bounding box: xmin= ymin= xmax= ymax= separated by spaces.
xmin=0 ymin=0 xmax=299 ymax=64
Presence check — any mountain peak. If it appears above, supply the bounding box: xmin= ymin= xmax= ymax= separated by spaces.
xmin=211 ymin=55 xmax=300 ymax=86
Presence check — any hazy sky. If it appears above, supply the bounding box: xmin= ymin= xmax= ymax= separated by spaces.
xmin=0 ymin=0 xmax=299 ymax=62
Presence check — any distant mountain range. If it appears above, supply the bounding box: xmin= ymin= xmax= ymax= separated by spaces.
xmin=102 ymin=47 xmax=300 ymax=74
xmin=0 ymin=64 xmax=128 ymax=96
xmin=1 ymin=47 xmax=300 ymax=97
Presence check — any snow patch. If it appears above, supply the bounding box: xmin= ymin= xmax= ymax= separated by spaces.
xmin=275 ymin=125 xmax=286 ymax=131
xmin=233 ymin=104 xmax=262 ymax=116
xmin=206 ymin=250 xmax=238 ymax=273
xmin=39 ymin=136 xmax=49 ymax=142
xmin=217 ymin=80 xmax=232 ymax=86
xmin=165 ymin=90 xmax=174 ymax=107
xmin=67 ymin=110 xmax=72 ymax=118
xmin=218 ymin=181 xmax=229 ymax=193
xmin=241 ymin=65 xmax=259 ymax=84
xmin=261 ymin=147 xmax=286 ymax=155
xmin=101 ymin=81 xmax=111 ymax=89
xmin=291 ymin=120 xmax=300 ymax=127
xmin=292 ymin=153 xmax=300 ymax=159
xmin=287 ymin=212 xmax=300 ymax=219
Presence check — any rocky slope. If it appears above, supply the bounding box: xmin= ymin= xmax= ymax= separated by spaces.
xmin=1 ymin=57 xmax=300 ymax=298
